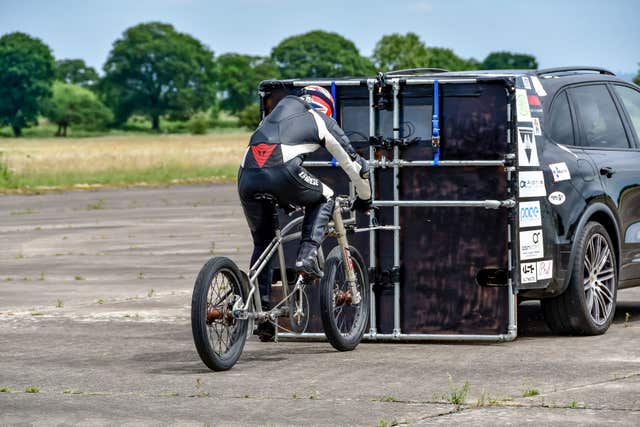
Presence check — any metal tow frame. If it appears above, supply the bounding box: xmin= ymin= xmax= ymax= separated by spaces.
xmin=277 ymin=77 xmax=518 ymax=342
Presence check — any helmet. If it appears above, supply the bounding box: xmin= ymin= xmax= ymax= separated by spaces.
xmin=300 ymin=85 xmax=334 ymax=117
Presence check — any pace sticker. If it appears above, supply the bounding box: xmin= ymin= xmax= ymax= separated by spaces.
xmin=520 ymin=229 xmax=544 ymax=260
xmin=549 ymin=162 xmax=571 ymax=182
xmin=532 ymin=118 xmax=542 ymax=136
xmin=519 ymin=171 xmax=547 ymax=198
xmin=548 ymin=191 xmax=566 ymax=205
xmin=517 ymin=126 xmax=539 ymax=167
xmin=530 ymin=76 xmax=547 ymax=96
xmin=516 ymin=89 xmax=532 ymax=122
xmin=521 ymin=262 xmax=537 ymax=283
xmin=519 ymin=201 xmax=542 ymax=228
xmin=521 ymin=76 xmax=532 ymax=90
xmin=536 ymin=260 xmax=553 ymax=280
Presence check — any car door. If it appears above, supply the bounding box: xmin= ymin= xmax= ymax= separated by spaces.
xmin=567 ymin=83 xmax=640 ymax=286
xmin=610 ymin=84 xmax=640 ymax=285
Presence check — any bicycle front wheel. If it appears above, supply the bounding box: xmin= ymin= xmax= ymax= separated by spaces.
xmin=319 ymin=245 xmax=370 ymax=351
xmin=191 ymin=257 xmax=248 ymax=371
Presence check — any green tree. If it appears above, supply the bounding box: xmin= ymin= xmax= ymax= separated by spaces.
xmin=372 ymin=32 xmax=429 ymax=71
xmin=0 ymin=32 xmax=55 ymax=136
xmin=42 ymin=82 xmax=113 ymax=136
xmin=372 ymin=33 xmax=478 ymax=72
xmin=238 ymin=103 xmax=261 ymax=129
xmin=481 ymin=51 xmax=538 ymax=70
xmin=101 ymin=22 xmax=217 ymax=130
xmin=187 ymin=111 xmax=211 ymax=135
xmin=271 ymin=30 xmax=374 ymax=78
xmin=55 ymin=59 xmax=99 ymax=88
xmin=217 ymin=53 xmax=278 ymax=113
xmin=634 ymin=64 xmax=640 ymax=86
xmin=425 ymin=47 xmax=478 ymax=71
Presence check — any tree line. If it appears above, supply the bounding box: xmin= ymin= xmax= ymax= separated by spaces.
xmin=1 ymin=23 xmax=551 ymax=137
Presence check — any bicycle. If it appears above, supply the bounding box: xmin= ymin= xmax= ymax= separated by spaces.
xmin=191 ymin=195 xmax=371 ymax=371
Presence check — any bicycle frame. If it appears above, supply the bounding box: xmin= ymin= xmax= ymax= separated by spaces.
xmin=231 ymin=196 xmax=358 ymax=322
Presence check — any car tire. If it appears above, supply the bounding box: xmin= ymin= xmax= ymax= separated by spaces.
xmin=541 ymin=221 xmax=618 ymax=335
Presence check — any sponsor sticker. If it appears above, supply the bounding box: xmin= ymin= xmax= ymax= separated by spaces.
xmin=548 ymin=191 xmax=566 ymax=205
xmin=521 ymin=76 xmax=532 ymax=90
xmin=549 ymin=162 xmax=571 ymax=182
xmin=528 ymin=94 xmax=541 ymax=106
xmin=519 ymin=171 xmax=547 ymax=198
xmin=520 ymin=229 xmax=544 ymax=260
xmin=520 ymin=262 xmax=538 ymax=283
xmin=517 ymin=126 xmax=539 ymax=167
xmin=532 ymin=118 xmax=542 ymax=136
xmin=536 ymin=260 xmax=553 ymax=280
xmin=516 ymin=89 xmax=532 ymax=121
xmin=519 ymin=201 xmax=542 ymax=228
xmin=530 ymin=76 xmax=547 ymax=96
xmin=521 ymin=262 xmax=537 ymax=283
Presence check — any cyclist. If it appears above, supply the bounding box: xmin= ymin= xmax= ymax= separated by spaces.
xmin=238 ymin=85 xmax=372 ymax=341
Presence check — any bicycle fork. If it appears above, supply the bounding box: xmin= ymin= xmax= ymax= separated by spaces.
xmin=332 ymin=205 xmax=362 ymax=305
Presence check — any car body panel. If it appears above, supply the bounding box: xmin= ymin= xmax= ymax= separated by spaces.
xmin=517 ymin=73 xmax=640 ymax=297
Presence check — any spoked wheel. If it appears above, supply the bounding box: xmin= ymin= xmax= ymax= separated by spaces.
xmin=542 ymin=222 xmax=618 ymax=335
xmin=288 ymin=283 xmax=310 ymax=333
xmin=583 ymin=231 xmax=616 ymax=327
xmin=191 ymin=257 xmax=248 ymax=371
xmin=319 ymin=246 xmax=370 ymax=351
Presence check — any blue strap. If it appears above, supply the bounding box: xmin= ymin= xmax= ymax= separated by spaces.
xmin=330 ymin=81 xmax=337 ymax=119
xmin=330 ymin=80 xmax=338 ymax=166
xmin=432 ymin=79 xmax=440 ymax=167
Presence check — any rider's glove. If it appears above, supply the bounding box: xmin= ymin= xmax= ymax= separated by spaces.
xmin=351 ymin=197 xmax=372 ymax=213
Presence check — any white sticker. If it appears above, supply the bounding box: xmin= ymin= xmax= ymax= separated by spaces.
xmin=532 ymin=117 xmax=542 ymax=136
xmin=519 ymin=171 xmax=547 ymax=198
xmin=548 ymin=191 xmax=566 ymax=205
xmin=519 ymin=201 xmax=542 ymax=228
xmin=517 ymin=126 xmax=539 ymax=167
xmin=521 ymin=262 xmax=537 ymax=283
xmin=549 ymin=162 xmax=571 ymax=182
xmin=530 ymin=76 xmax=547 ymax=96
xmin=521 ymin=76 xmax=532 ymax=90
xmin=536 ymin=260 xmax=553 ymax=280
xmin=520 ymin=229 xmax=544 ymax=260
xmin=516 ymin=89 xmax=532 ymax=121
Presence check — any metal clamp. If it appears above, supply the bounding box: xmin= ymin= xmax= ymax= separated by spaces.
xmin=369 ymin=136 xmax=420 ymax=150
xmin=370 ymin=266 xmax=401 ymax=290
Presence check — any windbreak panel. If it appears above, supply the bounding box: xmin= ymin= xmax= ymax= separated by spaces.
xmin=263 ymin=80 xmax=513 ymax=336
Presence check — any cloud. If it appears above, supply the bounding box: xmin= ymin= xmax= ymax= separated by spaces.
xmin=410 ymin=1 xmax=432 ymax=13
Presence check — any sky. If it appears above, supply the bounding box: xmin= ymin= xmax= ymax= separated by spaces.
xmin=1 ymin=0 xmax=638 ymax=77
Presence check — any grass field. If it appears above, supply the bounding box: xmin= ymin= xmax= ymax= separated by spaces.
xmin=0 ymin=131 xmax=250 ymax=192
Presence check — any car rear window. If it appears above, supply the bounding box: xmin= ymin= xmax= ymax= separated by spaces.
xmin=548 ymin=92 xmax=575 ymax=145
xmin=569 ymin=85 xmax=630 ymax=149
xmin=613 ymin=85 xmax=640 ymax=144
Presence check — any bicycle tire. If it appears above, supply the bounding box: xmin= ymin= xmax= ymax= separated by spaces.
xmin=191 ymin=257 xmax=248 ymax=371
xmin=319 ymin=245 xmax=370 ymax=351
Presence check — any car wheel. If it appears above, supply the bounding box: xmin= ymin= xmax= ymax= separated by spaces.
xmin=542 ymin=221 xmax=617 ymax=335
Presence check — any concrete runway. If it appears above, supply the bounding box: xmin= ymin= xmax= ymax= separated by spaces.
xmin=1 ymin=183 xmax=639 ymax=426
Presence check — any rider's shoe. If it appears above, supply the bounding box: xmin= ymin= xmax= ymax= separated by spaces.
xmin=295 ymin=241 xmax=323 ymax=278
xmin=254 ymin=321 xmax=275 ymax=342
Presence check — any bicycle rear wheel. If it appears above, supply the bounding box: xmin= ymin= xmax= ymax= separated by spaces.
xmin=319 ymin=246 xmax=370 ymax=351
xmin=191 ymin=257 xmax=248 ymax=371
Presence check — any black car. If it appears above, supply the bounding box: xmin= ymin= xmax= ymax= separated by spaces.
xmin=515 ymin=67 xmax=640 ymax=335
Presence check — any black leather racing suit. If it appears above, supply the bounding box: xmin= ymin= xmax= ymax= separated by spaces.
xmin=238 ymin=95 xmax=371 ymax=308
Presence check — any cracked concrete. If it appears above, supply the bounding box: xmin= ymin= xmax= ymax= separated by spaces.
xmin=1 ymin=183 xmax=639 ymax=425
